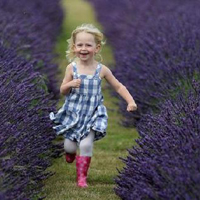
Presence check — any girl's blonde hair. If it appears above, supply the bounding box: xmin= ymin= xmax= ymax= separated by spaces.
xmin=66 ymin=24 xmax=105 ymax=62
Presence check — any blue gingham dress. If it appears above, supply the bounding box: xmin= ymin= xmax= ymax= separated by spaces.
xmin=49 ymin=62 xmax=108 ymax=143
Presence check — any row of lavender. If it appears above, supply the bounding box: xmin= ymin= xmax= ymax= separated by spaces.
xmin=89 ymin=0 xmax=200 ymax=199
xmin=0 ymin=0 xmax=62 ymax=97
xmin=0 ymin=0 xmax=63 ymax=199
xmin=115 ymin=83 xmax=200 ymax=199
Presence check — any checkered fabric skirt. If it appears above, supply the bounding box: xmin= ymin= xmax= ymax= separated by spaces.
xmin=50 ymin=62 xmax=108 ymax=143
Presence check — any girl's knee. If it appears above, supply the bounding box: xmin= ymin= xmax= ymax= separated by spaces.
xmin=80 ymin=142 xmax=93 ymax=151
xmin=79 ymin=141 xmax=94 ymax=156
xmin=64 ymin=139 xmax=77 ymax=153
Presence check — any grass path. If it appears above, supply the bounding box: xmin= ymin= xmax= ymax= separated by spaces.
xmin=42 ymin=0 xmax=138 ymax=199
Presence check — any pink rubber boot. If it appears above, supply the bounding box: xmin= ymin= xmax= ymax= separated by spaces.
xmin=65 ymin=153 xmax=76 ymax=163
xmin=76 ymin=156 xmax=91 ymax=188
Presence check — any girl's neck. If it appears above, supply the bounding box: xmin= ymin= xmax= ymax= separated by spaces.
xmin=77 ymin=59 xmax=98 ymax=68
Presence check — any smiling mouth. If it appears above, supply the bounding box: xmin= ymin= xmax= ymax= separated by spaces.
xmin=80 ymin=52 xmax=89 ymax=55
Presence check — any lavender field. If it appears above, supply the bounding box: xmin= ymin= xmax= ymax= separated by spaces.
xmin=89 ymin=0 xmax=200 ymax=199
xmin=2 ymin=0 xmax=200 ymax=199
xmin=0 ymin=0 xmax=63 ymax=199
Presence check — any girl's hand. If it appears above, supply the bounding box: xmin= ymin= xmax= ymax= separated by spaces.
xmin=70 ymin=79 xmax=81 ymax=88
xmin=127 ymin=101 xmax=137 ymax=112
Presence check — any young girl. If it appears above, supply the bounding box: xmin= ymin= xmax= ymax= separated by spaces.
xmin=50 ymin=24 xmax=137 ymax=188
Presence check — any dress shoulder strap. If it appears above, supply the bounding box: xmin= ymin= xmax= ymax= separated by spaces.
xmin=71 ymin=62 xmax=79 ymax=79
xmin=94 ymin=63 xmax=102 ymax=78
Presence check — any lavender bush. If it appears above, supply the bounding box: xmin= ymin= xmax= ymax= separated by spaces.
xmin=0 ymin=45 xmax=59 ymax=200
xmin=0 ymin=0 xmax=63 ymax=97
xmin=0 ymin=0 xmax=63 ymax=199
xmin=89 ymin=0 xmax=200 ymax=125
xmin=115 ymin=81 xmax=200 ymax=200
xmin=89 ymin=0 xmax=200 ymax=199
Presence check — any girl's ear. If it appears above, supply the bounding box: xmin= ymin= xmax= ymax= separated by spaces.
xmin=73 ymin=44 xmax=76 ymax=52
xmin=95 ymin=44 xmax=101 ymax=53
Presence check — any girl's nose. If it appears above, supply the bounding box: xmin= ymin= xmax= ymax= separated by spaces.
xmin=81 ymin=46 xmax=86 ymax=50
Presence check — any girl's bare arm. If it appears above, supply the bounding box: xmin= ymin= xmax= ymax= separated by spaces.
xmin=102 ymin=66 xmax=137 ymax=112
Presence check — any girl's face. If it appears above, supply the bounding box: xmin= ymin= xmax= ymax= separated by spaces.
xmin=73 ymin=31 xmax=100 ymax=62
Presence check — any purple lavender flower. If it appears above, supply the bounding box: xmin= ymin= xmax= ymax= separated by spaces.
xmin=115 ymin=82 xmax=200 ymax=199
xmin=0 ymin=0 xmax=63 ymax=199
xmin=89 ymin=0 xmax=200 ymax=125
xmin=89 ymin=0 xmax=200 ymax=199
xmin=0 ymin=0 xmax=63 ymax=98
